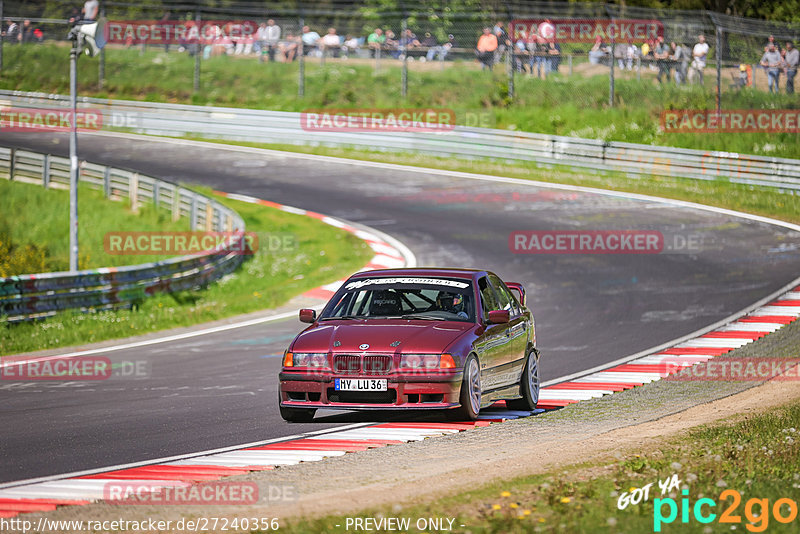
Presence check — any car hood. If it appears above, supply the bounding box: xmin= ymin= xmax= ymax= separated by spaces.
xmin=291 ymin=320 xmax=474 ymax=354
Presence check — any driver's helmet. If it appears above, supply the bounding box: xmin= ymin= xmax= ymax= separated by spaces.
xmin=436 ymin=291 xmax=463 ymax=313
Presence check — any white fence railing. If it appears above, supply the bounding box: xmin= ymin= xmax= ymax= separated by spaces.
xmin=2 ymin=89 xmax=800 ymax=191
xmin=0 ymin=146 xmax=247 ymax=322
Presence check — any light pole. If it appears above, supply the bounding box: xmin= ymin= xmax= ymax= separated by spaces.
xmin=66 ymin=19 xmax=104 ymax=272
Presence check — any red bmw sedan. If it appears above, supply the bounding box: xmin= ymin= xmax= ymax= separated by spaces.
xmin=278 ymin=268 xmax=539 ymax=421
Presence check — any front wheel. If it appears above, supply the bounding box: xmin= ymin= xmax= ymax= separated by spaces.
xmin=507 ymin=348 xmax=540 ymax=411
xmin=451 ymin=354 xmax=481 ymax=421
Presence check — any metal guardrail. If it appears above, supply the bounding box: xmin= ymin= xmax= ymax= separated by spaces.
xmin=2 ymin=90 xmax=797 ymax=191
xmin=0 ymin=146 xmax=247 ymax=322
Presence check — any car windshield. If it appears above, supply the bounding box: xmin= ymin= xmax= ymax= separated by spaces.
xmin=320 ymin=277 xmax=475 ymax=322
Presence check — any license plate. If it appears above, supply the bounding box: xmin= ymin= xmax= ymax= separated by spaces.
xmin=334 ymin=378 xmax=387 ymax=391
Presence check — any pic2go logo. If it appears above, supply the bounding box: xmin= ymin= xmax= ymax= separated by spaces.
xmin=654 ymin=489 xmax=799 ymax=532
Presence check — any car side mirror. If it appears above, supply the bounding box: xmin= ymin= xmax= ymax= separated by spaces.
xmin=487 ymin=310 xmax=510 ymax=324
xmin=299 ymin=308 xmax=317 ymax=323
xmin=506 ymin=282 xmax=526 ymax=307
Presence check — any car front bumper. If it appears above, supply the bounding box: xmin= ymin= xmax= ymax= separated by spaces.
xmin=279 ymin=370 xmax=463 ymax=410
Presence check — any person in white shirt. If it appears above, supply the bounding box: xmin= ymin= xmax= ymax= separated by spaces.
xmin=690 ymin=34 xmax=709 ymax=85
xmin=258 ymin=19 xmax=280 ymax=62
xmin=320 ymin=27 xmax=342 ymax=57
xmin=82 ymin=0 xmax=99 ymax=21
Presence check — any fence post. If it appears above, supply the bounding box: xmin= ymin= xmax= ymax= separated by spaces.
xmin=298 ymin=14 xmax=305 ymax=98
xmin=568 ymin=54 xmax=572 ymax=76
xmin=190 ymin=195 xmax=198 ymax=230
xmin=153 ymin=180 xmax=160 ymax=208
xmin=609 ymin=39 xmax=615 ymax=108
xmin=9 ymin=147 xmax=14 ymax=180
xmin=172 ymin=187 xmax=181 ymax=222
xmin=130 ymin=173 xmax=139 ymax=213
xmin=103 ymin=166 xmax=111 ymax=198
xmin=401 ymin=17 xmax=408 ymax=99
xmin=98 ymin=2 xmax=106 ymax=89
xmin=715 ymin=24 xmax=722 ymax=115
xmin=0 ymin=1 xmax=4 ymax=71
xmin=193 ymin=10 xmax=201 ymax=93
xmin=42 ymin=154 xmax=50 ymax=189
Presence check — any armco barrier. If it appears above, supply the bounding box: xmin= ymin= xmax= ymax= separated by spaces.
xmin=2 ymin=90 xmax=800 ymax=191
xmin=0 ymin=146 xmax=246 ymax=322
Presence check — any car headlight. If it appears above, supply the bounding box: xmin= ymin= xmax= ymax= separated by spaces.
xmin=284 ymin=352 xmax=329 ymax=369
xmin=399 ymin=354 xmax=456 ymax=370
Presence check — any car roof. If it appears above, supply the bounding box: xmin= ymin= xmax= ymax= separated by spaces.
xmin=349 ymin=268 xmax=485 ymax=280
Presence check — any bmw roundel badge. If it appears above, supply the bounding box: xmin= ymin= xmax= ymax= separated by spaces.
xmin=359 ymin=343 xmax=369 ymax=350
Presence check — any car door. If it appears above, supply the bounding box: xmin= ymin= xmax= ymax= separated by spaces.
xmin=488 ymin=274 xmax=529 ymax=385
xmin=472 ymin=276 xmax=515 ymax=392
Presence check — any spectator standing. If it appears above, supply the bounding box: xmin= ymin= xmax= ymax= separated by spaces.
xmin=654 ymin=36 xmax=671 ymax=83
xmin=261 ymin=20 xmax=280 ymax=62
xmin=512 ymin=30 xmax=529 ymax=72
xmin=20 ymin=19 xmax=35 ymax=44
xmin=765 ymin=35 xmax=781 ymax=53
xmin=546 ymin=38 xmax=561 ymax=74
xmin=761 ymin=43 xmax=782 ymax=93
xmin=493 ymin=21 xmax=510 ymax=66
xmin=342 ymin=35 xmax=360 ymax=58
xmin=690 ymin=34 xmax=709 ymax=85
xmin=301 ymin=25 xmax=320 ymax=56
xmin=476 ymin=27 xmax=498 ymax=70
xmin=4 ymin=19 xmax=19 ymax=43
xmin=82 ymin=0 xmax=99 ymax=22
xmin=783 ymin=41 xmax=798 ymax=94
xmin=320 ymin=27 xmax=342 ymax=57
xmin=671 ymin=41 xmax=688 ymax=84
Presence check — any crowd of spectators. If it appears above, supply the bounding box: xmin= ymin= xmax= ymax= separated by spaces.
xmin=1 ymin=19 xmax=44 ymax=44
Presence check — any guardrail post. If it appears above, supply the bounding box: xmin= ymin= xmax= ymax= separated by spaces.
xmin=42 ymin=154 xmax=50 ymax=188
xmin=8 ymin=147 xmax=14 ymax=180
xmin=225 ymin=213 xmax=233 ymax=232
xmin=190 ymin=195 xmax=198 ymax=230
xmin=103 ymin=166 xmax=111 ymax=198
xmin=153 ymin=180 xmax=160 ymax=208
xmin=205 ymin=202 xmax=213 ymax=231
xmin=172 ymin=187 xmax=181 ymax=222
xmin=130 ymin=173 xmax=139 ymax=212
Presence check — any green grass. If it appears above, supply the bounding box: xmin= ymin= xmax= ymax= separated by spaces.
xmin=182 ymin=138 xmax=800 ymax=225
xmin=0 ymin=179 xmax=191 ymax=276
xmin=4 ymin=44 xmax=800 ymax=159
xmin=0 ymin=186 xmax=373 ymax=356
xmin=280 ymin=400 xmax=800 ymax=533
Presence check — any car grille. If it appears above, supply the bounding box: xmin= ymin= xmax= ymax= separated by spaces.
xmin=362 ymin=355 xmax=392 ymax=375
xmin=334 ymin=355 xmax=361 ymax=374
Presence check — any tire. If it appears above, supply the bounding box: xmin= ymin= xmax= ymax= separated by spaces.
xmin=451 ymin=354 xmax=481 ymax=421
xmin=278 ymin=391 xmax=316 ymax=423
xmin=507 ymin=348 xmax=540 ymax=411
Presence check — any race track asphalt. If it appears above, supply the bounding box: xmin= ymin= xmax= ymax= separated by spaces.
xmin=1 ymin=131 xmax=798 ymax=483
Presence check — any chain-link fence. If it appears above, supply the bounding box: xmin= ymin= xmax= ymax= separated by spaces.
xmin=3 ymin=1 xmax=800 ymax=158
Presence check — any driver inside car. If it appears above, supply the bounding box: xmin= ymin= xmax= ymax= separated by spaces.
xmin=436 ymin=291 xmax=468 ymax=319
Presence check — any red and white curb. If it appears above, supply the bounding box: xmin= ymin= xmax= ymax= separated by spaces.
xmin=213 ymin=191 xmax=412 ymax=301
xmin=535 ymin=286 xmax=800 ymax=409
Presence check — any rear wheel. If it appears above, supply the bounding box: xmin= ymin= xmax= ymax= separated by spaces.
xmin=507 ymin=348 xmax=540 ymax=411
xmin=278 ymin=391 xmax=316 ymax=422
xmin=451 ymin=354 xmax=481 ymax=421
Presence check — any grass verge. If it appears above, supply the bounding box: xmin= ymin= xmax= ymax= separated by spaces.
xmin=3 ymin=44 xmax=800 ymax=159
xmin=281 ymin=399 xmax=800 ymax=533
xmin=182 ymin=138 xmax=800 ymax=225
xmin=0 ymin=179 xmax=190 ymax=275
xmin=0 ymin=186 xmax=373 ymax=356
